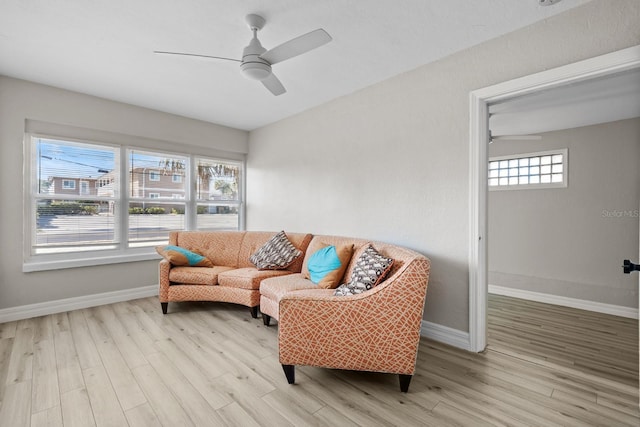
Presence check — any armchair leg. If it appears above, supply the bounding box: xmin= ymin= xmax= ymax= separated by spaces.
xmin=161 ymin=302 xmax=168 ymax=314
xmin=282 ymin=365 xmax=295 ymax=384
xmin=399 ymin=374 xmax=412 ymax=393
xmin=262 ymin=314 xmax=271 ymax=326
xmin=249 ymin=306 xmax=258 ymax=318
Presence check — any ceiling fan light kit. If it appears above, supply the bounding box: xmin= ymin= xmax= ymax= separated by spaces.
xmin=154 ymin=13 xmax=332 ymax=96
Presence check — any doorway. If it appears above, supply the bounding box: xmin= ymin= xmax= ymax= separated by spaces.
xmin=468 ymin=45 xmax=640 ymax=352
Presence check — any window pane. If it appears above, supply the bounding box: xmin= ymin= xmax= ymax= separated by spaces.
xmin=508 ymin=159 xmax=518 ymax=168
xmin=541 ymin=156 xmax=551 ymax=165
xmin=552 ymin=164 xmax=563 ymax=173
xmin=196 ymin=158 xmax=240 ymax=203
xmin=519 ymin=176 xmax=529 ymax=185
xmin=499 ymin=160 xmax=509 ymax=169
xmin=552 ymin=173 xmax=563 ymax=183
xmin=36 ymin=138 xmax=116 ymax=196
xmin=129 ymin=150 xmax=187 ymax=200
xmin=508 ymin=177 xmax=518 ymax=185
xmin=35 ymin=199 xmax=117 ymax=253
xmin=529 ymin=157 xmax=540 ymax=166
xmin=529 ymin=166 xmax=540 ymax=175
xmin=196 ymin=204 xmax=240 ymax=230
xmin=541 ymin=174 xmax=551 ymax=183
xmin=552 ymin=154 xmax=563 ymax=164
xmin=530 ymin=175 xmax=540 ymax=184
xmin=128 ymin=202 xmax=184 ymax=246
xmin=489 ymin=170 xmax=499 ymax=178
xmin=518 ymin=158 xmax=529 ymax=167
xmin=489 ymin=178 xmax=499 ymax=186
xmin=499 ymin=177 xmax=509 ymax=186
xmin=541 ymin=165 xmax=551 ymax=174
xmin=509 ymin=167 xmax=518 ymax=177
xmin=489 ymin=161 xmax=499 ymax=170
xmin=519 ymin=167 xmax=529 ymax=176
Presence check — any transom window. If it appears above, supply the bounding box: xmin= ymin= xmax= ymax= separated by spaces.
xmin=489 ymin=149 xmax=567 ymax=190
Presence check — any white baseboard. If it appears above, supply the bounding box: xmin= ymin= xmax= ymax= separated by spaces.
xmin=0 ymin=285 xmax=158 ymax=323
xmin=421 ymin=320 xmax=471 ymax=351
xmin=489 ymin=285 xmax=639 ymax=319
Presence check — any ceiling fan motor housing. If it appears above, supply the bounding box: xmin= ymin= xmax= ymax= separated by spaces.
xmin=240 ymin=34 xmax=271 ymax=80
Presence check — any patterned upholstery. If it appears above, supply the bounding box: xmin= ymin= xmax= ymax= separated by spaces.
xmin=159 ymin=231 xmax=312 ymax=313
xmin=218 ymin=267 xmax=292 ymax=290
xmin=277 ymin=242 xmax=430 ymax=381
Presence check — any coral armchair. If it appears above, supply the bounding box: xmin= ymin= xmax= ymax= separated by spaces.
xmin=277 ymin=247 xmax=430 ymax=392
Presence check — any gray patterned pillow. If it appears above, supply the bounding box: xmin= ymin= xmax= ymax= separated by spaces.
xmin=250 ymin=231 xmax=302 ymax=270
xmin=334 ymin=245 xmax=394 ymax=296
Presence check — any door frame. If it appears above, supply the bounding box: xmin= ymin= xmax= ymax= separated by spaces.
xmin=468 ymin=45 xmax=640 ymax=353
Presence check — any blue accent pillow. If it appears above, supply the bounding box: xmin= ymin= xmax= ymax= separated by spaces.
xmin=306 ymin=244 xmax=354 ymax=288
xmin=156 ymin=245 xmax=213 ymax=267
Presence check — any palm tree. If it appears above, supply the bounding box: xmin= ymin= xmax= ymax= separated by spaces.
xmin=160 ymin=159 xmax=239 ymax=200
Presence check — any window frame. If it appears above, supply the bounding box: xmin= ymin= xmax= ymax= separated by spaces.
xmin=24 ymin=129 xmax=245 ymax=272
xmin=488 ymin=149 xmax=568 ymax=191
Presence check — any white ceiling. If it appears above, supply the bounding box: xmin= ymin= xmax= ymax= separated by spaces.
xmin=0 ymin=0 xmax=590 ymax=131
xmin=489 ymin=68 xmax=640 ymax=137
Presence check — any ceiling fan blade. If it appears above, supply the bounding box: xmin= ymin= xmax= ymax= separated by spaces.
xmin=260 ymin=29 xmax=331 ymax=65
xmin=262 ymin=73 xmax=286 ymax=96
xmin=153 ymin=51 xmax=241 ymax=63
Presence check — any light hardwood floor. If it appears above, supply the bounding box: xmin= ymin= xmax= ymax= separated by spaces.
xmin=0 ymin=294 xmax=637 ymax=426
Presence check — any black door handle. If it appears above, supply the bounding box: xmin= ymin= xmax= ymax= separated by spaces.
xmin=622 ymin=259 xmax=640 ymax=274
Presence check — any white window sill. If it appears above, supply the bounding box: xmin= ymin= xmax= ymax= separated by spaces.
xmin=23 ymin=251 xmax=162 ymax=272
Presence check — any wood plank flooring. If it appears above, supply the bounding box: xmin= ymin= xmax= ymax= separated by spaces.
xmin=0 ymin=294 xmax=637 ymax=426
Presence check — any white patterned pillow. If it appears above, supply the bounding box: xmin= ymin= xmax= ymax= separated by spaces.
xmin=250 ymin=231 xmax=302 ymax=270
xmin=334 ymin=245 xmax=394 ymax=296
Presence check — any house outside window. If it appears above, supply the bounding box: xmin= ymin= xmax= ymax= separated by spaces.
xmin=149 ymin=170 xmax=160 ymax=181
xmin=62 ymin=179 xmax=76 ymax=190
xmin=172 ymin=174 xmax=182 ymax=183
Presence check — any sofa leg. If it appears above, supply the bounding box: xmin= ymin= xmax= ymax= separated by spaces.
xmin=399 ymin=374 xmax=412 ymax=393
xmin=161 ymin=302 xmax=168 ymax=314
xmin=249 ymin=306 xmax=259 ymax=319
xmin=262 ymin=314 xmax=271 ymax=326
xmin=282 ymin=365 xmax=295 ymax=384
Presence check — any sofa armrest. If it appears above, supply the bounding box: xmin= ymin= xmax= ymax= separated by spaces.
xmin=158 ymin=259 xmax=171 ymax=302
xmin=278 ymin=257 xmax=430 ymax=375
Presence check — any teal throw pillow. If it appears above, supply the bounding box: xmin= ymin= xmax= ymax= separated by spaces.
xmin=156 ymin=245 xmax=213 ymax=267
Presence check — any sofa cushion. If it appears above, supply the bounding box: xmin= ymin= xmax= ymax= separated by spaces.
xmin=250 ymin=231 xmax=302 ymax=270
xmin=169 ymin=266 xmax=235 ymax=285
xmin=305 ymin=244 xmax=354 ymax=289
xmin=334 ymin=245 xmax=394 ymax=296
xmin=237 ymin=232 xmax=313 ymax=271
xmin=260 ymin=274 xmax=319 ymax=302
xmin=156 ymin=245 xmax=213 ymax=267
xmin=171 ymin=231 xmax=245 ymax=267
xmin=218 ymin=267 xmax=292 ymax=290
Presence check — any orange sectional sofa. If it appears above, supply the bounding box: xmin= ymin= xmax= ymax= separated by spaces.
xmin=157 ymin=230 xmax=431 ymax=392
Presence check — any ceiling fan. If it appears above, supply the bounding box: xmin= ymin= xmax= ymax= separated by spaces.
xmin=154 ymin=14 xmax=332 ymax=96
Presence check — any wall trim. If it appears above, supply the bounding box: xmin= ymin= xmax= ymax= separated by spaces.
xmin=421 ymin=320 xmax=471 ymax=351
xmin=489 ymin=284 xmax=639 ymax=320
xmin=0 ymin=285 xmax=158 ymax=323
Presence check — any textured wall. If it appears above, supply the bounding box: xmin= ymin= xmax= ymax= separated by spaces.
xmin=247 ymin=0 xmax=640 ymax=331
xmin=489 ymin=118 xmax=640 ymax=308
xmin=0 ymin=77 xmax=248 ymax=309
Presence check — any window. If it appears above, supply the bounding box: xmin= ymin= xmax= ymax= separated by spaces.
xmin=62 ymin=179 xmax=76 ymax=190
xmin=195 ymin=158 xmax=241 ymax=231
xmin=27 ymin=135 xmax=244 ymax=271
xmin=489 ymin=149 xmax=567 ymax=190
xmin=31 ymin=138 xmax=118 ymax=256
